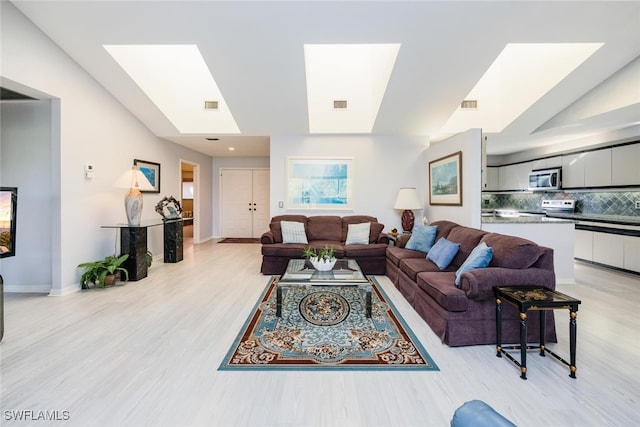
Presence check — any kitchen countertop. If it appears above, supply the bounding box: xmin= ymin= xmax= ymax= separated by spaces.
xmin=481 ymin=216 xmax=574 ymax=224
xmin=545 ymin=213 xmax=640 ymax=227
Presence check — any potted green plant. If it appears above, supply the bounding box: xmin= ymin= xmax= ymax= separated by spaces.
xmin=302 ymin=245 xmax=336 ymax=271
xmin=78 ymin=254 xmax=129 ymax=289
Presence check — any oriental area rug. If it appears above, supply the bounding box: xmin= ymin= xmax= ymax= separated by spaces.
xmin=219 ymin=277 xmax=439 ymax=371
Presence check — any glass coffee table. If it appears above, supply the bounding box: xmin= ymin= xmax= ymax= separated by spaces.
xmin=276 ymin=259 xmax=372 ymax=318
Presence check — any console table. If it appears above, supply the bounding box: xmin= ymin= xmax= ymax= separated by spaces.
xmin=101 ymin=219 xmax=184 ymax=280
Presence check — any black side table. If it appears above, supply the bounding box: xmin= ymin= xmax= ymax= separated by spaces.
xmin=494 ymin=286 xmax=581 ymax=380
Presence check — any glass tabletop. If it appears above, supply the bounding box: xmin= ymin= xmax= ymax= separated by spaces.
xmin=280 ymin=259 xmax=368 ymax=283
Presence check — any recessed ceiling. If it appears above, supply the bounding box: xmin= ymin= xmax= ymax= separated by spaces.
xmin=104 ymin=44 xmax=240 ymax=134
xmin=9 ymin=1 xmax=640 ymax=157
xmin=304 ymin=43 xmax=401 ymax=134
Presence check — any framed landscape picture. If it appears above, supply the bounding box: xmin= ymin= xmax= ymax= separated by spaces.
xmin=429 ymin=151 xmax=462 ymax=206
xmin=286 ymin=157 xmax=354 ymax=210
xmin=134 ymin=159 xmax=161 ymax=193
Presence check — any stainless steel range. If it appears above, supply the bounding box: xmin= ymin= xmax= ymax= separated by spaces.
xmin=541 ymin=199 xmax=576 ymax=214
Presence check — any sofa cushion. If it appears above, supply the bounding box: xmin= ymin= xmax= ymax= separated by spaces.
xmin=386 ymin=246 xmax=425 ymax=267
xmin=307 ymin=216 xmax=342 ymax=241
xmin=454 ymin=242 xmax=493 ymax=287
xmin=399 ymin=257 xmax=441 ymax=281
xmin=427 ymin=237 xmax=460 ymax=270
xmin=341 ymin=215 xmax=383 ymax=243
xmin=446 ymin=226 xmax=487 ymax=269
xmin=269 ymin=215 xmax=308 ymax=243
xmin=344 ymin=243 xmax=387 ymax=258
xmin=261 ymin=243 xmax=307 ymax=257
xmin=481 ymin=233 xmax=545 ymax=269
xmin=430 ymin=220 xmax=459 ymax=241
xmin=345 ymin=222 xmax=370 ymax=245
xmin=405 ymin=225 xmax=438 ymax=253
xmin=281 ymin=220 xmax=308 ymax=244
xmin=416 ymin=271 xmax=468 ymax=312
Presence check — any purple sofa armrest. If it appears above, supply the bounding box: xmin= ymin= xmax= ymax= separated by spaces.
xmin=460 ymin=267 xmax=556 ymax=301
xmin=377 ymin=233 xmax=390 ymax=245
xmin=261 ymin=231 xmax=275 ymax=244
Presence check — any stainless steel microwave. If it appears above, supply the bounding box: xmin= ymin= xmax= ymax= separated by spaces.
xmin=528 ymin=168 xmax=561 ymax=191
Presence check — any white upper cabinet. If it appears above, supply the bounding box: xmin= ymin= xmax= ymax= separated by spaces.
xmin=562 ymin=153 xmax=585 ymax=188
xmin=584 ymin=148 xmax=612 ymax=187
xmin=498 ymin=162 xmax=530 ymax=191
xmin=612 ymin=144 xmax=640 ymax=186
xmin=484 ymin=166 xmax=499 ymax=191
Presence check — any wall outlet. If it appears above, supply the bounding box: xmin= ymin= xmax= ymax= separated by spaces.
xmin=278 ymin=201 xmax=284 ymax=208
xmin=635 ymin=200 xmax=640 ymax=209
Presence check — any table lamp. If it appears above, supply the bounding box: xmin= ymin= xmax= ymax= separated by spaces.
xmin=115 ymin=166 xmax=154 ymax=226
xmin=394 ymin=187 xmax=422 ymax=232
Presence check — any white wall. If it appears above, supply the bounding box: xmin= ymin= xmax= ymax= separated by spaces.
xmin=1 ymin=3 xmax=213 ymax=294
xmin=424 ymin=129 xmax=483 ymax=228
xmin=270 ymin=135 xmax=429 ymax=231
xmin=0 ymin=100 xmax=53 ymax=291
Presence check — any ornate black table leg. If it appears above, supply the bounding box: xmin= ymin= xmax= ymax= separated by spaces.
xmin=569 ymin=309 xmax=578 ymax=378
xmin=496 ymin=297 xmax=503 ymax=357
xmin=539 ymin=310 xmax=546 ymax=357
xmin=519 ymin=311 xmax=528 ymax=380
xmin=276 ymin=285 xmax=283 ymax=317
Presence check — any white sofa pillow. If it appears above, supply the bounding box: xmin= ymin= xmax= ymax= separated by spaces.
xmin=345 ymin=222 xmax=370 ymax=245
xmin=280 ymin=220 xmax=308 ymax=244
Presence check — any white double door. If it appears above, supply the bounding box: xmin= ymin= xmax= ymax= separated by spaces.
xmin=220 ymin=169 xmax=270 ymax=238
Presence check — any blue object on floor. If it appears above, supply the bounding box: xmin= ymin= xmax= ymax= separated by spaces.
xmin=451 ymin=400 xmax=517 ymax=427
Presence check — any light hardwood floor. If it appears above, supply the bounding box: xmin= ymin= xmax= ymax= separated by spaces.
xmin=1 ymin=240 xmax=639 ymax=426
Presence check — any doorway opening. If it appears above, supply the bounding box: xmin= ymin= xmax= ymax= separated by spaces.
xmin=180 ymin=161 xmax=199 ymax=248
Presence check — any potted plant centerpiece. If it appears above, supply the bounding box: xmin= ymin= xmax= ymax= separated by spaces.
xmin=78 ymin=254 xmax=129 ymax=289
xmin=303 ymin=245 xmax=337 ymax=271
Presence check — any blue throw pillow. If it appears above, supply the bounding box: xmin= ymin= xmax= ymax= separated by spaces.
xmin=427 ymin=237 xmax=460 ymax=270
xmin=405 ymin=225 xmax=438 ymax=253
xmin=454 ymin=242 xmax=494 ymax=287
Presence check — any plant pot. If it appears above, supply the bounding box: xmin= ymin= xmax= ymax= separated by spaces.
xmin=103 ymin=274 xmax=117 ymax=287
xmin=310 ymin=257 xmax=337 ymax=271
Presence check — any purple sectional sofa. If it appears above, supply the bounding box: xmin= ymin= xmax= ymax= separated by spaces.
xmin=261 ymin=215 xmax=389 ymax=275
xmin=386 ymin=220 xmax=557 ymax=347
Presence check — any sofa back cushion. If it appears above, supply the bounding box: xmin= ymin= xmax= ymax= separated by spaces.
xmin=480 ymin=233 xmax=545 ymax=269
xmin=269 ymin=215 xmax=308 ymax=243
xmin=341 ymin=215 xmax=383 ymax=243
xmin=430 ymin=220 xmax=459 ymax=242
xmin=446 ymin=226 xmax=487 ymax=269
xmin=307 ymin=216 xmax=342 ymax=241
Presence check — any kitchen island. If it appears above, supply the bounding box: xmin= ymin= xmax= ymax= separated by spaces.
xmin=482 ymin=216 xmax=575 ymax=283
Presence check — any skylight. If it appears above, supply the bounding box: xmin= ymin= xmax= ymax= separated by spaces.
xmin=304 ymin=43 xmax=401 ymax=134
xmin=104 ymin=44 xmax=239 ymax=134
xmin=440 ymin=43 xmax=604 ymax=135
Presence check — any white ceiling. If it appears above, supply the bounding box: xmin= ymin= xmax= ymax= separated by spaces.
xmin=10 ymin=0 xmax=640 ymax=157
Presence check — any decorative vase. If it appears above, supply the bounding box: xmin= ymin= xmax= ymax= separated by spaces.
xmin=310 ymin=257 xmax=337 ymax=271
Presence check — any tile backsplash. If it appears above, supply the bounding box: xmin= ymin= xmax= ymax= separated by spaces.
xmin=482 ymin=191 xmax=640 ymax=217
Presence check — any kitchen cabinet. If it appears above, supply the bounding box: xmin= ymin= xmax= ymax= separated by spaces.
xmin=484 ymin=166 xmax=499 ymax=191
xmin=584 ymin=148 xmax=611 ymax=187
xmin=498 ymin=162 xmax=530 ymax=191
xmin=623 ymin=235 xmax=640 ymax=272
xmin=612 ymin=144 xmax=640 ymax=186
xmin=574 ymin=229 xmax=593 ymax=261
xmin=575 ymin=221 xmax=640 ymax=273
xmin=562 ymin=153 xmax=585 ymax=188
xmin=592 ymin=232 xmax=624 ymax=269
xmin=531 ymin=156 xmax=562 ymax=170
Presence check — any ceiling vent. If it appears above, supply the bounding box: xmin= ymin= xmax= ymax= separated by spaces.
xmin=333 ymin=100 xmax=348 ymax=109
xmin=205 ymin=137 xmax=219 ymax=141
xmin=204 ymin=100 xmax=219 ymax=110
xmin=461 ymin=99 xmax=478 ymax=109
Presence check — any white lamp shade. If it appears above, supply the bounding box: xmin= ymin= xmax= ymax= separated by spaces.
xmin=394 ymin=187 xmax=422 ymax=210
xmin=115 ymin=167 xmax=154 ymax=191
